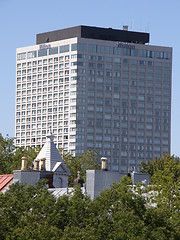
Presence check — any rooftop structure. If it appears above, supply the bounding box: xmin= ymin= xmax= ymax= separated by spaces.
xmin=34 ymin=128 xmax=69 ymax=173
xmin=36 ymin=25 xmax=149 ymax=44
xmin=86 ymin=169 xmax=149 ymax=199
xmin=14 ymin=132 xmax=70 ymax=188
xmin=1 ymin=134 xmax=149 ymax=199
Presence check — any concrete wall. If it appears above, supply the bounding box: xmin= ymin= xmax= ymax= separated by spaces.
xmin=53 ymin=173 xmax=68 ymax=188
xmin=131 ymin=172 xmax=149 ymax=187
xmin=13 ymin=170 xmax=41 ymax=186
xmin=86 ymin=170 xmax=126 ymax=199
xmin=13 ymin=170 xmax=69 ymax=188
xmin=86 ymin=170 xmax=149 ymax=199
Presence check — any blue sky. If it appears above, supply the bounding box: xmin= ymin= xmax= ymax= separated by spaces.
xmin=0 ymin=0 xmax=180 ymax=156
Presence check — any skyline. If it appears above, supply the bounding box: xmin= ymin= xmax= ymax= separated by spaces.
xmin=0 ymin=0 xmax=180 ymax=157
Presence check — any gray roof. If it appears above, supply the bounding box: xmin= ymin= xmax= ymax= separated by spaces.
xmin=49 ymin=187 xmax=85 ymax=198
xmin=35 ymin=131 xmax=69 ymax=173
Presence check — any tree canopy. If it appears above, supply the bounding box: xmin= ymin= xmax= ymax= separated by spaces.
xmin=0 ymin=155 xmax=179 ymax=239
xmin=0 ymin=133 xmax=39 ymax=174
xmin=0 ymin=133 xmax=179 ymax=239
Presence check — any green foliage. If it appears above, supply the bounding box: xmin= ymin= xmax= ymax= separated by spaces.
xmin=140 ymin=154 xmax=180 ymax=179
xmin=0 ymin=142 xmax=179 ymax=240
xmin=63 ymin=150 xmax=100 ymax=186
xmin=0 ymin=165 xmax=179 ymax=239
xmin=0 ymin=133 xmax=15 ymax=173
xmin=141 ymin=154 xmax=180 ymax=239
xmin=89 ymin=177 xmax=146 ymax=239
xmin=0 ymin=181 xmax=62 ymax=239
xmin=14 ymin=146 xmax=41 ymax=170
xmin=0 ymin=133 xmax=40 ymax=174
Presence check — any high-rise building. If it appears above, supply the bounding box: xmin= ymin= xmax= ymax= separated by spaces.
xmin=15 ymin=25 xmax=172 ymax=172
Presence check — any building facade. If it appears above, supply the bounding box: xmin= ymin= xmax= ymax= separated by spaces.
xmin=15 ymin=26 xmax=172 ymax=172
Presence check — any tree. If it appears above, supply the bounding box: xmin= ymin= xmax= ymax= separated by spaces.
xmin=0 ymin=170 xmax=179 ymax=239
xmin=88 ymin=176 xmax=146 ymax=239
xmin=0 ymin=181 xmax=62 ymax=239
xmin=63 ymin=150 xmax=100 ymax=186
xmin=141 ymin=154 xmax=180 ymax=239
xmin=0 ymin=133 xmax=40 ymax=174
xmin=0 ymin=133 xmax=15 ymax=173
xmin=0 ymin=153 xmax=179 ymax=239
xmin=140 ymin=153 xmax=180 ymax=180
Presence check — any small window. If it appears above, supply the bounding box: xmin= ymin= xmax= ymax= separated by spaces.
xmin=60 ymin=45 xmax=69 ymax=53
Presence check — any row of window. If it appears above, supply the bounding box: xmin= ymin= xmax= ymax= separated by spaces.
xmin=16 ymin=131 xmax=168 ymax=146
xmin=17 ymin=76 xmax=171 ymax=91
xmin=16 ymin=123 xmax=169 ymax=134
xmin=16 ymin=89 xmax=170 ymax=103
xmin=16 ymin=136 xmax=168 ymax=151
xmin=17 ymin=77 xmax=70 ymax=83
xmin=17 ymin=83 xmax=76 ymax=90
xmin=16 ymin=114 xmax=169 ymax=125
xmin=15 ymin=138 xmax=75 ymax=146
xmin=16 ymin=124 xmax=168 ymax=137
xmin=17 ymin=55 xmax=77 ymax=68
xmin=17 ymin=67 xmax=171 ymax=76
xmin=16 ymin=99 xmax=170 ymax=111
xmin=17 ymin=43 xmax=171 ymax=60
xmin=17 ymin=55 xmax=171 ymax=70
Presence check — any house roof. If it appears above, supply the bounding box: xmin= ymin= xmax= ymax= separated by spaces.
xmin=35 ymin=130 xmax=69 ymax=173
xmin=52 ymin=162 xmax=70 ymax=175
xmin=49 ymin=187 xmax=85 ymax=198
xmin=0 ymin=174 xmax=13 ymax=192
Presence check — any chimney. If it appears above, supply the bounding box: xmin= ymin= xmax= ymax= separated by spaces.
xmin=41 ymin=158 xmax=46 ymax=171
xmin=34 ymin=160 xmax=39 ymax=171
xmin=21 ymin=156 xmax=28 ymax=170
xmin=101 ymin=157 xmax=108 ymax=171
xmin=74 ymin=171 xmax=84 ymax=187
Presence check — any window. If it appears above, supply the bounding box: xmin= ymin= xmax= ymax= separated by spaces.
xmin=27 ymin=51 xmax=37 ymax=59
xmin=71 ymin=43 xmax=87 ymax=51
xmin=89 ymin=44 xmax=96 ymax=53
xmin=113 ymin=57 xmax=121 ymax=63
xmin=60 ymin=45 xmax=69 ymax=53
xmin=106 ymin=46 xmax=113 ymax=54
xmin=49 ymin=47 xmax=58 ymax=55
xmin=97 ymin=45 xmax=105 ymax=53
xmin=17 ymin=52 xmax=26 ymax=61
xmin=38 ymin=49 xmax=47 ymax=57
xmin=113 ymin=47 xmax=121 ymax=55
xmin=71 ymin=54 xmax=77 ymax=59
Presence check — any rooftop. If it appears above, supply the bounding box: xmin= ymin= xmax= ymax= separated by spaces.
xmin=36 ymin=25 xmax=150 ymax=45
xmin=34 ymin=129 xmax=70 ymax=174
xmin=0 ymin=174 xmax=13 ymax=192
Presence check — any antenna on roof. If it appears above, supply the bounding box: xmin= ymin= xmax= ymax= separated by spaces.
xmin=130 ymin=20 xmax=134 ymax=30
xmin=123 ymin=25 xmax=128 ymax=31
xmin=145 ymin=22 xmax=150 ymax=33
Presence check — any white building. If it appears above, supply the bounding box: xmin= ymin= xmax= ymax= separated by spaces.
xmin=15 ymin=25 xmax=172 ymax=172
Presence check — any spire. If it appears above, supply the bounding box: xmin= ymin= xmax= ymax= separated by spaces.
xmin=34 ymin=129 xmax=64 ymax=171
